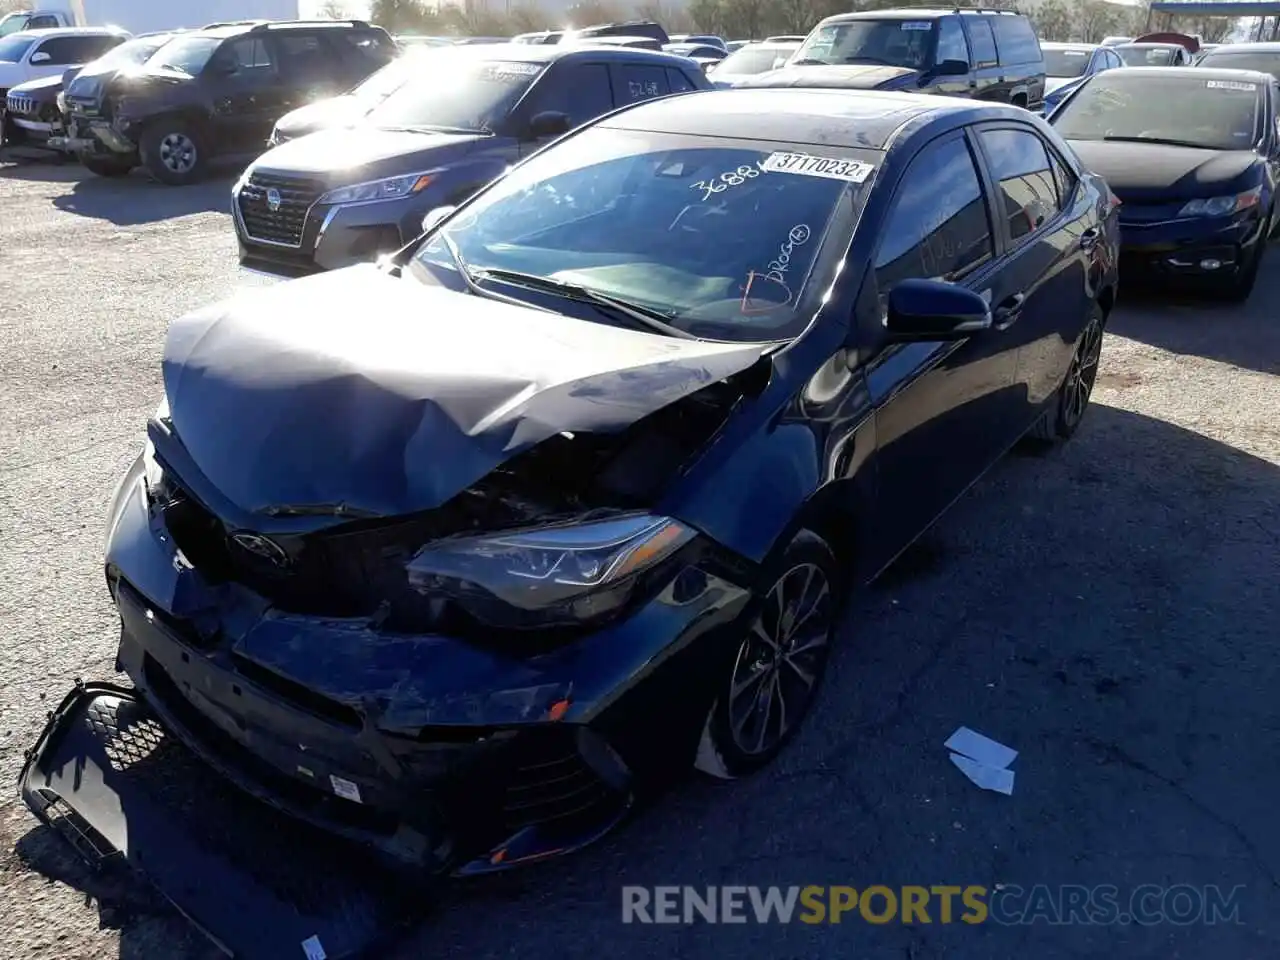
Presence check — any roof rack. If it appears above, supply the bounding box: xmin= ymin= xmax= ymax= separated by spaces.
xmin=201 ymin=19 xmax=268 ymax=28
xmin=250 ymin=18 xmax=372 ymax=29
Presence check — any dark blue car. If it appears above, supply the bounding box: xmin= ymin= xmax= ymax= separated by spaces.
xmin=233 ymin=42 xmax=710 ymax=276
xmin=1050 ymin=65 xmax=1278 ymax=301
xmin=23 ymin=88 xmax=1118 ymax=958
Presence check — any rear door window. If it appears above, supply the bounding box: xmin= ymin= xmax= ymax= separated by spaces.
xmin=991 ymin=16 xmax=1041 ymax=66
xmin=666 ymin=67 xmax=698 ymax=91
xmin=214 ymin=36 xmax=274 ymax=74
xmin=965 ymin=18 xmax=998 ymax=67
xmin=614 ymin=63 xmax=671 ymax=103
xmin=274 ymin=33 xmax=330 ymax=83
xmin=978 ymin=128 xmax=1060 ymax=245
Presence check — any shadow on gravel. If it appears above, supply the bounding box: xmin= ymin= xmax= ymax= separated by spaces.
xmin=10 ymin=405 xmax=1280 ymax=960
xmin=51 ymin=173 xmax=235 ymax=226
xmin=1109 ymin=247 xmax=1280 ymax=377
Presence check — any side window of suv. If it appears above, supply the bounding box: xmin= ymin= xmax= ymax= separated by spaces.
xmin=615 ymin=63 xmax=671 ymax=103
xmin=875 ymin=134 xmax=994 ymax=289
xmin=32 ymin=36 xmax=118 ymax=65
xmin=666 ymin=67 xmax=698 ymax=92
xmin=979 ymin=128 xmax=1059 ymax=245
xmin=991 ymin=15 xmax=1041 ymax=66
xmin=275 ymin=33 xmax=329 ymax=82
xmin=331 ymin=29 xmax=396 ymax=67
xmin=965 ymin=18 xmax=998 ymax=67
xmin=526 ymin=62 xmax=613 ymax=128
xmin=213 ymin=36 xmax=273 ymax=74
xmin=936 ymin=17 xmax=969 ymax=66
xmin=27 ymin=15 xmax=60 ymax=29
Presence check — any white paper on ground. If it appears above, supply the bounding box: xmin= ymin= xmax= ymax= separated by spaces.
xmin=945 ymin=726 xmax=1018 ymax=769
xmin=949 ymin=752 xmax=1016 ymax=795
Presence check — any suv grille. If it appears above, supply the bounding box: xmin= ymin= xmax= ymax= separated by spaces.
xmin=238 ymin=172 xmax=323 ymax=248
xmin=6 ymin=92 xmax=35 ymax=117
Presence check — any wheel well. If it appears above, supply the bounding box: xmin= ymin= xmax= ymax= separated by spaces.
xmin=1098 ymin=284 xmax=1116 ymax=319
xmin=1011 ymin=93 xmax=1028 ymax=107
xmin=793 ymin=500 xmax=860 ymax=591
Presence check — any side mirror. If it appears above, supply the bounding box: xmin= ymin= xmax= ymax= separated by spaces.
xmin=933 ymin=58 xmax=969 ymax=76
xmin=29 ymin=51 xmax=51 ymax=64
xmin=526 ymin=110 xmax=571 ymax=140
xmin=884 ymin=278 xmax=991 ymax=341
xmin=421 ymin=204 xmax=456 ymax=234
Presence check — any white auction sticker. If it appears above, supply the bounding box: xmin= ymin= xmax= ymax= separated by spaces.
xmin=761 ymin=152 xmax=875 ymax=183
xmin=901 ymin=20 xmax=932 ymax=30
xmin=1206 ymin=79 xmax=1256 ymax=91
xmin=330 ymin=774 xmax=363 ymax=803
xmin=301 ymin=935 xmax=328 ymax=960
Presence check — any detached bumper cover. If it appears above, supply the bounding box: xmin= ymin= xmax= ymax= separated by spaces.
xmin=19 ymin=682 xmax=418 ymax=960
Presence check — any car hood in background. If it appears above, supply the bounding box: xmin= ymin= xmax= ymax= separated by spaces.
xmin=251 ymin=126 xmax=489 ymax=182
xmin=161 ymin=266 xmax=768 ymax=518
xmin=734 ymin=64 xmax=918 ymax=89
xmin=1066 ymin=139 xmax=1260 ymax=200
xmin=1045 ymin=76 xmax=1076 ymax=93
xmin=8 ymin=72 xmax=63 ymax=95
xmin=273 ymin=94 xmax=371 ymax=140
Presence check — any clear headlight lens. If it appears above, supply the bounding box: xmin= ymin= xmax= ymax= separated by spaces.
xmin=1179 ymin=186 xmax=1261 ymax=218
xmin=406 ymin=513 xmax=697 ymax=628
xmin=319 ymin=172 xmax=434 ymax=205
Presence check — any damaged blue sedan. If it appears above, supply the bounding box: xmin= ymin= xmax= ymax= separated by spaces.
xmin=22 ymin=87 xmax=1118 ymax=959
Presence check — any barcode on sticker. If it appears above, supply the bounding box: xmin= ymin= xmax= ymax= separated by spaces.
xmin=330 ymin=774 xmax=363 ymax=803
xmin=760 ymin=152 xmax=875 ymax=183
xmin=1206 ymin=79 xmax=1256 ymax=91
xmin=901 ymin=20 xmax=932 ymax=30
xmin=302 ymin=935 xmax=327 ymax=960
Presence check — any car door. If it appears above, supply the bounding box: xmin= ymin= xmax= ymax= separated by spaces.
xmin=933 ymin=15 xmax=974 ymax=98
xmin=515 ymin=61 xmax=613 ymax=158
xmin=972 ymin=123 xmax=1094 ymax=429
xmin=863 ymin=129 xmax=1024 ymax=565
xmin=610 ymin=60 xmax=672 ymax=107
xmin=206 ymin=35 xmax=282 ymax=152
xmin=962 ymin=16 xmax=1002 ymax=100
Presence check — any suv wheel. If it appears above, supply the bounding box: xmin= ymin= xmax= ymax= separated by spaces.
xmin=140 ymin=122 xmax=207 ymax=185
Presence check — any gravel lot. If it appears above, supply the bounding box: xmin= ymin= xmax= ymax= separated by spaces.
xmin=1 ymin=149 xmax=1278 ymax=960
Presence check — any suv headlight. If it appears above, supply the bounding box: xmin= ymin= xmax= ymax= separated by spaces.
xmin=406 ymin=513 xmax=697 ymax=628
xmin=56 ymin=91 xmax=66 ymax=112
xmin=1179 ymin=186 xmax=1261 ymax=218
xmin=319 ymin=172 xmax=434 ymax=205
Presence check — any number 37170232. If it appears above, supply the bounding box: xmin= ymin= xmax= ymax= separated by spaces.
xmin=691 ymin=163 xmax=764 ymax=201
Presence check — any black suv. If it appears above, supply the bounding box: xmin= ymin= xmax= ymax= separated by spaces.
xmin=234 ymin=44 xmax=710 ymax=276
xmin=739 ymin=7 xmax=1045 ymax=110
xmin=62 ymin=19 xmax=395 ymax=183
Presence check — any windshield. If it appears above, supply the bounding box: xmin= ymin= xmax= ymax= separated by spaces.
xmin=1052 ymin=74 xmax=1260 ymax=150
xmin=410 ymin=128 xmax=874 ymax=342
xmin=1117 ymin=45 xmax=1177 ymax=66
xmin=1044 ymin=47 xmax=1092 ymax=78
xmin=0 ymin=34 xmax=35 ymax=61
xmin=366 ymin=58 xmax=544 ymax=133
xmin=145 ymin=35 xmax=221 ymax=74
xmin=352 ymin=52 xmax=430 ymax=101
xmin=91 ymin=34 xmax=174 ymax=70
xmin=0 ymin=12 xmax=31 ymax=37
xmin=793 ymin=19 xmax=934 ymax=69
xmin=1197 ymin=50 xmax=1280 ymax=79
xmin=717 ymin=44 xmax=796 ymax=73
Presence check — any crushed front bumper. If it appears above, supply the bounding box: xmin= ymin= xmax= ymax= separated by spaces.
xmin=19 ymin=681 xmax=419 ymax=959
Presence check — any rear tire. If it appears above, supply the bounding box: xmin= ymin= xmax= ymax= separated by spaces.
xmin=1028 ymin=301 xmax=1104 ymax=443
xmin=694 ymin=530 xmax=839 ymax=780
xmin=81 ymin=154 xmax=134 ymax=178
xmin=140 ymin=121 xmax=207 ymax=185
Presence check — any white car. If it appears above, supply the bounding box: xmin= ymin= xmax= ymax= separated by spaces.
xmin=0 ymin=26 xmax=128 ymax=99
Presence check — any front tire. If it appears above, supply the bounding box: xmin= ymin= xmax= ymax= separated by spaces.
xmin=1217 ymin=240 xmax=1262 ymax=303
xmin=694 ymin=530 xmax=839 ymax=780
xmin=140 ymin=121 xmax=207 ymax=185
xmin=1029 ymin=301 xmax=1104 ymax=443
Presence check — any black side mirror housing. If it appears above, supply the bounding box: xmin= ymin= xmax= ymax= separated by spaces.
xmin=884 ymin=278 xmax=991 ymax=341
xmin=526 ymin=110 xmax=571 ymax=140
xmin=934 ymin=58 xmax=970 ymax=77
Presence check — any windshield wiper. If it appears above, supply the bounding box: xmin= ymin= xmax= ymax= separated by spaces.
xmin=472 ymin=267 xmax=697 ymax=340
xmin=789 ymin=57 xmax=828 ymax=66
xmin=841 ymin=55 xmax=894 ymax=66
xmin=377 ymin=123 xmax=481 ymax=135
xmin=1101 ymin=135 xmax=1212 ymax=150
xmin=260 ymin=502 xmax=379 ymax=518
xmin=435 ymin=232 xmax=555 ymax=313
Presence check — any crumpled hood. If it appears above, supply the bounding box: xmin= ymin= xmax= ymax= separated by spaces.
xmin=9 ymin=73 xmax=63 ymax=95
xmin=734 ymin=64 xmax=918 ymax=90
xmin=273 ymin=94 xmax=371 ymax=140
xmin=252 ymin=126 xmax=485 ymax=180
xmin=1066 ymin=139 xmax=1260 ymax=201
xmin=162 ymin=266 xmax=768 ymax=517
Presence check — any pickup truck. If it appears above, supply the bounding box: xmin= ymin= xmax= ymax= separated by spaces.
xmin=0 ymin=2 xmax=300 ymax=37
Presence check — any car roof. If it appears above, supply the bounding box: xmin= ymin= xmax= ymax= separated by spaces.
xmin=821 ymin=7 xmax=1020 ymax=20
xmin=1115 ymin=42 xmax=1183 ymax=49
xmin=599 ymin=87 xmax=1026 ymax=149
xmin=1041 ymin=42 xmax=1098 ymax=51
xmin=1100 ymin=65 xmax=1273 ymax=83
xmin=8 ymin=26 xmax=129 ymax=38
xmin=434 ymin=41 xmax=699 ymax=67
xmin=1202 ymin=41 xmax=1280 ymax=53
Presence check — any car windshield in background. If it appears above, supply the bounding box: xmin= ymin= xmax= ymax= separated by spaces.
xmin=1052 ymin=74 xmax=1260 ymax=150
xmin=411 ymin=128 xmax=874 ymax=342
xmin=96 ymin=34 xmax=174 ymax=69
xmin=1044 ymin=48 xmax=1092 ymax=77
xmin=366 ymin=58 xmax=544 ymax=133
xmin=793 ymin=19 xmax=934 ymax=68
xmin=0 ymin=34 xmax=35 ymax=62
xmin=1117 ymin=45 xmax=1177 ymax=66
xmin=716 ymin=44 xmax=794 ymax=73
xmin=352 ymin=51 xmax=431 ymax=101
xmin=1196 ymin=50 xmax=1280 ymax=79
xmin=146 ymin=35 xmax=222 ymax=74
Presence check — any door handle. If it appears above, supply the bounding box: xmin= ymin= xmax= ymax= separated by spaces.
xmin=1079 ymin=226 xmax=1101 ymax=250
xmin=993 ymin=292 xmax=1025 ymax=330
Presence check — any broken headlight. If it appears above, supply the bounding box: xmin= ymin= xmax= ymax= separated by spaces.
xmin=406 ymin=513 xmax=696 ymax=629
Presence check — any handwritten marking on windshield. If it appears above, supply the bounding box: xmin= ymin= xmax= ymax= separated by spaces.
xmin=691 ymin=162 xmax=764 ymax=201
xmin=766 ymin=223 xmax=812 ymax=285
xmin=761 ymin=152 xmax=875 ymax=183
xmin=740 ymin=223 xmax=812 ymax=315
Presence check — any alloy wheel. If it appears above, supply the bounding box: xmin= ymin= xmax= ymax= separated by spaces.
xmin=1062 ymin=317 xmax=1102 ymax=429
xmin=727 ymin=562 xmax=832 ymax=756
xmin=159 ymin=132 xmax=197 ymax=174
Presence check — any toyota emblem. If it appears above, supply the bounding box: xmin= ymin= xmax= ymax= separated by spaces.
xmin=229 ymin=531 xmax=290 ymax=568
xmin=266 ymin=187 xmax=282 ymax=212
